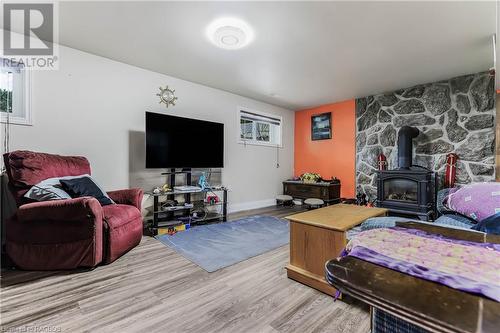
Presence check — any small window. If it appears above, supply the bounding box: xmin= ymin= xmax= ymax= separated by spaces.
xmin=239 ymin=108 xmax=282 ymax=147
xmin=1 ymin=59 xmax=32 ymax=125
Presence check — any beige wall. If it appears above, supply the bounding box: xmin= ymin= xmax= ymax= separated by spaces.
xmin=6 ymin=45 xmax=295 ymax=212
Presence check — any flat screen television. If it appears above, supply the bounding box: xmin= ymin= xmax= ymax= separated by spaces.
xmin=146 ymin=112 xmax=224 ymax=168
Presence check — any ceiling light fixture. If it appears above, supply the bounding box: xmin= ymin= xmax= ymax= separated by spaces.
xmin=206 ymin=17 xmax=254 ymax=50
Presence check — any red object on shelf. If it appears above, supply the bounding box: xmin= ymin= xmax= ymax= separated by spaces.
xmin=444 ymin=153 xmax=458 ymax=188
xmin=206 ymin=195 xmax=219 ymax=205
xmin=378 ymin=153 xmax=387 ymax=171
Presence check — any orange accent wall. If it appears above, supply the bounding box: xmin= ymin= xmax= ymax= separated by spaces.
xmin=294 ymin=100 xmax=356 ymax=198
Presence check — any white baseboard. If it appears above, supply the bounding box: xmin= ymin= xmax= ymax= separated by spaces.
xmin=228 ymin=199 xmax=276 ymax=213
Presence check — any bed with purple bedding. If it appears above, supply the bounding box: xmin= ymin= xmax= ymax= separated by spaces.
xmin=343 ymin=227 xmax=500 ymax=302
xmin=327 ymin=220 xmax=500 ymax=333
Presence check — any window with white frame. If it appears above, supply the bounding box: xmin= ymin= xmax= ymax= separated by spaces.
xmin=239 ymin=108 xmax=282 ymax=147
xmin=0 ymin=60 xmax=31 ymax=125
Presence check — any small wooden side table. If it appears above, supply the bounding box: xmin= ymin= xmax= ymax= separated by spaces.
xmin=285 ymin=204 xmax=388 ymax=295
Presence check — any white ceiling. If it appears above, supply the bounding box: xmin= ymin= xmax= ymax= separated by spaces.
xmin=54 ymin=1 xmax=498 ymax=110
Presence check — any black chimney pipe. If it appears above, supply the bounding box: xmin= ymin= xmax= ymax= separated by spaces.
xmin=397 ymin=126 xmax=419 ymax=169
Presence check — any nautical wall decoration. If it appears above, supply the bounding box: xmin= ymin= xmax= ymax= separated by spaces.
xmin=157 ymin=86 xmax=178 ymax=108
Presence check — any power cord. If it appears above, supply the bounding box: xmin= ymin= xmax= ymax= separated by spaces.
xmin=276 ymin=144 xmax=280 ymax=168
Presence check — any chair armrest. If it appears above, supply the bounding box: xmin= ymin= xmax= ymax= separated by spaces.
xmin=107 ymin=188 xmax=143 ymax=211
xmin=17 ymin=197 xmax=103 ymax=223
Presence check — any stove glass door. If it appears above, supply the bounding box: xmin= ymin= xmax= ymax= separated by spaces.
xmin=383 ymin=178 xmax=418 ymax=203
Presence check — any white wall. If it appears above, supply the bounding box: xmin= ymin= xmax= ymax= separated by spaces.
xmin=7 ymin=46 xmax=294 ymax=212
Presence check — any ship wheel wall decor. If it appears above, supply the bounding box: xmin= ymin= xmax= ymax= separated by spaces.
xmin=157 ymin=86 xmax=178 ymax=108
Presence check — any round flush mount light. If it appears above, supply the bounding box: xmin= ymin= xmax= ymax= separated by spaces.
xmin=206 ymin=17 xmax=254 ymax=50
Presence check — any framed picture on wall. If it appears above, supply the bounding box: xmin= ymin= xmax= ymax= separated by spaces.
xmin=311 ymin=112 xmax=332 ymax=140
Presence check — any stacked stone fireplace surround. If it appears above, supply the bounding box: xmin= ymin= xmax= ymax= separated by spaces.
xmin=356 ymin=71 xmax=496 ymax=201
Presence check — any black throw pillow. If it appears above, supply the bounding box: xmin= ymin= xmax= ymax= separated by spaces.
xmin=60 ymin=176 xmax=114 ymax=206
xmin=471 ymin=212 xmax=500 ymax=235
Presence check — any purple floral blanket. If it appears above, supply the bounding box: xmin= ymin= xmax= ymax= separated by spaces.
xmin=344 ymin=227 xmax=500 ymax=302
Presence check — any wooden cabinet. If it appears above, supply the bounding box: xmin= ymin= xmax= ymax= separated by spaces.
xmin=283 ymin=181 xmax=341 ymax=204
xmin=286 ymin=204 xmax=388 ymax=295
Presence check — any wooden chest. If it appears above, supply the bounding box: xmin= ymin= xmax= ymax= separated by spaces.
xmin=283 ymin=181 xmax=341 ymax=204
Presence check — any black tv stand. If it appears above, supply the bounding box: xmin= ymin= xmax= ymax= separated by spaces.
xmin=146 ymin=168 xmax=228 ymax=235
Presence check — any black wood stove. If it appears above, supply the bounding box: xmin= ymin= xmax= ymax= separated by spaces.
xmin=376 ymin=126 xmax=437 ymax=221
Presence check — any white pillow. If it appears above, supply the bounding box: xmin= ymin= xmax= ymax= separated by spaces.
xmin=24 ymin=174 xmax=90 ymax=201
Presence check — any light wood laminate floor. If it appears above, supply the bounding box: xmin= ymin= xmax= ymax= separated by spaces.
xmin=1 ymin=205 xmax=370 ymax=333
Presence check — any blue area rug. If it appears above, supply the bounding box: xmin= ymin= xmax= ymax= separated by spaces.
xmin=155 ymin=215 xmax=289 ymax=272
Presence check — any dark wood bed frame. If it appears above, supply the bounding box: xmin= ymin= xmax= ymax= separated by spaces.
xmin=325 ymin=222 xmax=500 ymax=333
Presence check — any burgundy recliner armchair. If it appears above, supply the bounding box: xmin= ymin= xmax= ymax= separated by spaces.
xmin=3 ymin=150 xmax=144 ymax=270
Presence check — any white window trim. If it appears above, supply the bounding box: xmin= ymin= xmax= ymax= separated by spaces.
xmin=0 ymin=69 xmax=33 ymax=126
xmin=237 ymin=107 xmax=283 ymax=148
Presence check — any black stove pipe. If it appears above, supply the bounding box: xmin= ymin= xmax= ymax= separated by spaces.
xmin=397 ymin=126 xmax=419 ymax=169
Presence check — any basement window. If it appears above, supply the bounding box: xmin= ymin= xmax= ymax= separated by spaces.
xmin=0 ymin=59 xmax=32 ymax=126
xmin=238 ymin=108 xmax=282 ymax=147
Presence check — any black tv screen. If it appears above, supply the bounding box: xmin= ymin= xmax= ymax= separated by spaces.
xmin=146 ymin=112 xmax=224 ymax=168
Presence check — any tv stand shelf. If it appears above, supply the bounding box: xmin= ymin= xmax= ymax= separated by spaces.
xmin=154 ymin=213 xmax=225 ymax=228
xmin=145 ymin=168 xmax=227 ymax=235
xmin=160 ymin=170 xmax=222 ymax=175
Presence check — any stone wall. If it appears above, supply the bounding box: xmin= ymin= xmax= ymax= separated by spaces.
xmin=356 ymin=72 xmax=496 ymax=200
